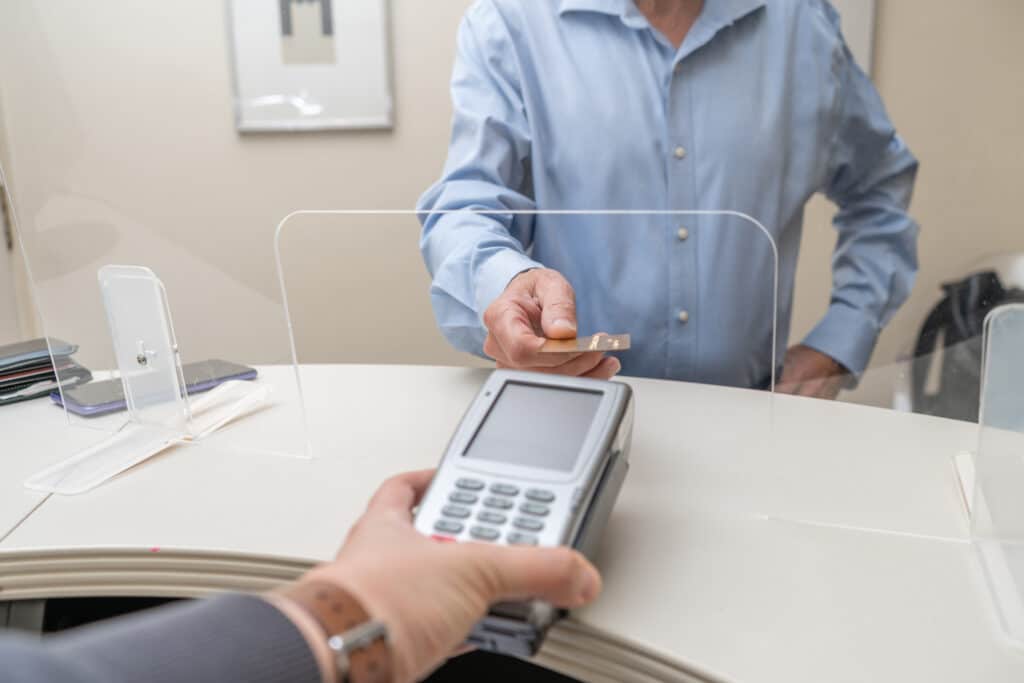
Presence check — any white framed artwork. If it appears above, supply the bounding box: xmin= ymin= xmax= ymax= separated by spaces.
xmin=228 ymin=0 xmax=393 ymax=132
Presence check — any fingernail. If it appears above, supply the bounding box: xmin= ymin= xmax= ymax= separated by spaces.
xmin=553 ymin=318 xmax=576 ymax=332
xmin=577 ymin=566 xmax=601 ymax=604
xmin=609 ymin=358 xmax=621 ymax=375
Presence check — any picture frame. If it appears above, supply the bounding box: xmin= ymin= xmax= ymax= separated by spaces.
xmin=227 ymin=0 xmax=393 ymax=132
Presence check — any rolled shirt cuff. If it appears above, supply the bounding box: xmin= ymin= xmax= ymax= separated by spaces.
xmin=473 ymin=248 xmax=544 ymax=323
xmin=801 ymin=303 xmax=881 ymax=378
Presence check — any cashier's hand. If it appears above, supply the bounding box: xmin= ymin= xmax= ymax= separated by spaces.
xmin=776 ymin=344 xmax=848 ymax=400
xmin=482 ymin=268 xmax=620 ymax=379
xmin=305 ymin=470 xmax=602 ymax=683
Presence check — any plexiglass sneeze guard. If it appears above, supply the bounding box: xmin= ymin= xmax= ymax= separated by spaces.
xmin=972 ymin=304 xmax=1024 ymax=646
xmin=18 ymin=259 xmax=311 ymax=495
xmin=26 ymin=266 xmax=192 ymax=494
xmin=4 ymin=175 xmax=311 ymax=495
xmin=273 ymin=209 xmax=780 ymax=401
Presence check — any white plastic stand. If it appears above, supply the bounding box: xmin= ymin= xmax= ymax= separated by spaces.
xmin=25 ymin=266 xmax=267 ymax=495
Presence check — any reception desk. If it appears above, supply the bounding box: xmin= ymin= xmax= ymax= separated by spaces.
xmin=1 ymin=365 xmax=1022 ymax=682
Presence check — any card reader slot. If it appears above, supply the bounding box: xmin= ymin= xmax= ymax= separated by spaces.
xmin=571 ymin=447 xmax=630 ymax=561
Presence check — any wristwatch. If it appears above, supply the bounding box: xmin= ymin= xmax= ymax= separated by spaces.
xmin=282 ymin=581 xmax=393 ymax=683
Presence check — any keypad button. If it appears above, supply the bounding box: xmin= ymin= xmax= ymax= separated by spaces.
xmin=455 ymin=478 xmax=485 ymax=491
xmin=483 ymin=496 xmax=514 ymax=510
xmin=449 ymin=491 xmax=478 ymax=505
xmin=442 ymin=504 xmax=471 ymax=519
xmin=513 ymin=517 xmax=544 ymax=532
xmin=470 ymin=526 xmax=500 ymax=541
xmin=489 ymin=482 xmax=520 ymax=497
xmin=519 ymin=502 xmax=550 ymax=517
xmin=477 ymin=511 xmax=507 ymax=525
xmin=507 ymin=532 xmax=538 ymax=546
xmin=434 ymin=519 xmax=464 ymax=534
xmin=524 ymin=489 xmax=555 ymax=503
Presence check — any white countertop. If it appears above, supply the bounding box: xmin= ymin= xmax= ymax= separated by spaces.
xmin=0 ymin=364 xmax=1020 ymax=682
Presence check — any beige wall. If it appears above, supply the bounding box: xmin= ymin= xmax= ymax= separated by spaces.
xmin=0 ymin=0 xmax=475 ymax=369
xmin=0 ymin=87 xmax=29 ymax=345
xmin=0 ymin=1 xmax=1021 ymax=396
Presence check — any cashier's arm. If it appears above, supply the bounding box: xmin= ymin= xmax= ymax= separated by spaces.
xmin=1 ymin=471 xmax=600 ymax=683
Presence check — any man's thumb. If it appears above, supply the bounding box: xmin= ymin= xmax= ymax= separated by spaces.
xmin=535 ymin=272 xmax=578 ymax=339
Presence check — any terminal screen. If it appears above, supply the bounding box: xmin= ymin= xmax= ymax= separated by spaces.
xmin=464 ymin=382 xmax=602 ymax=472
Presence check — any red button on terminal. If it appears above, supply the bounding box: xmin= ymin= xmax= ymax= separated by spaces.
xmin=431 ymin=534 xmax=457 ymax=543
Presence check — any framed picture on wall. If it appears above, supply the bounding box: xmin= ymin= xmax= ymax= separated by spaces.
xmin=227 ymin=0 xmax=393 ymax=132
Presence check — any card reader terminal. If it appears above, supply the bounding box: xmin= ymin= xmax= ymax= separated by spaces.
xmin=413 ymin=369 xmax=634 ymax=657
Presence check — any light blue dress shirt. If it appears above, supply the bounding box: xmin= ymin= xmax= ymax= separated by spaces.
xmin=418 ymin=0 xmax=918 ymax=387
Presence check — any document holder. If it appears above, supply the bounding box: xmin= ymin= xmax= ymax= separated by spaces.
xmin=25 ymin=266 xmax=276 ymax=495
xmin=3 ymin=141 xmax=311 ymax=495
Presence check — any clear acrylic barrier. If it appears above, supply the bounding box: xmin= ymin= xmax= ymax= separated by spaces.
xmin=274 ymin=209 xmax=780 ymax=454
xmin=0 ymin=2 xmax=313 ymax=494
xmin=3 ymin=156 xmax=312 ymax=491
xmin=972 ymin=304 xmax=1024 ymax=645
xmin=3 ymin=170 xmax=312 ymax=464
xmin=833 ymin=259 xmax=1024 ymax=423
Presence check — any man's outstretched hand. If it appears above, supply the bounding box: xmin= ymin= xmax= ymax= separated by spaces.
xmin=482 ymin=269 xmax=620 ymax=379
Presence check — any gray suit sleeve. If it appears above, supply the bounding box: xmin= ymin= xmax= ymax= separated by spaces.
xmin=1 ymin=594 xmax=322 ymax=683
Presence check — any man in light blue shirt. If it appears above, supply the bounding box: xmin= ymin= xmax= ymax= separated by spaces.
xmin=418 ymin=0 xmax=918 ymax=397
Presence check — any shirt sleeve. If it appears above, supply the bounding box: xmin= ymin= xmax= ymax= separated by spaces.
xmin=417 ymin=1 xmax=543 ymax=357
xmin=0 ymin=594 xmax=321 ymax=683
xmin=801 ymin=3 xmax=920 ymax=377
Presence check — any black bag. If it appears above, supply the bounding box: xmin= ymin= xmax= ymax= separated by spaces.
xmin=911 ymin=271 xmax=1024 ymax=422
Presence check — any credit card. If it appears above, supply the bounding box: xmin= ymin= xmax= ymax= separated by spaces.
xmin=539 ymin=333 xmax=631 ymax=353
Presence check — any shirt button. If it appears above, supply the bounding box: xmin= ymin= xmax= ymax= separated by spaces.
xmin=677 ymin=227 xmax=689 ymax=241
xmin=673 ymin=146 xmax=687 ymax=160
xmin=678 ymin=310 xmax=690 ymax=324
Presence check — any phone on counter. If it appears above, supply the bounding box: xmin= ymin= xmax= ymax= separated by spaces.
xmin=51 ymin=359 xmax=258 ymax=417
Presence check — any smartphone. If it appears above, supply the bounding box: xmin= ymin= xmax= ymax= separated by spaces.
xmin=51 ymin=359 xmax=258 ymax=417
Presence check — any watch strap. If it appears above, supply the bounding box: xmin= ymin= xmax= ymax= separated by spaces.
xmin=281 ymin=581 xmax=393 ymax=683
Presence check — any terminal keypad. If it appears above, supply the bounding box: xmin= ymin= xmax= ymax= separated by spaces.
xmin=482 ymin=496 xmax=514 ymax=510
xmin=477 ymin=510 xmax=507 ymax=525
xmin=433 ymin=479 xmax=556 ymax=545
xmin=506 ymin=532 xmax=538 ymax=546
xmin=449 ymin=491 xmax=478 ymax=505
xmin=470 ymin=526 xmax=501 ymax=541
xmin=513 ymin=517 xmax=544 ymax=532
xmin=525 ymin=489 xmax=555 ymax=503
xmin=489 ymin=483 xmax=520 ymax=496
xmin=519 ymin=502 xmax=550 ymax=517
xmin=434 ymin=519 xmax=464 ymax=534
xmin=442 ymin=504 xmax=471 ymax=519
